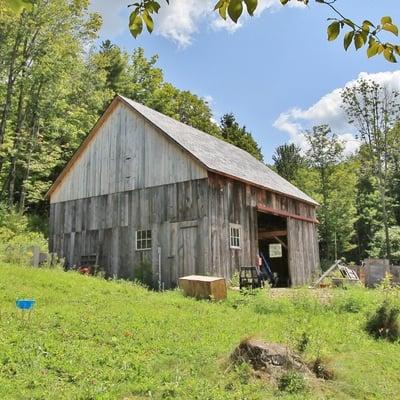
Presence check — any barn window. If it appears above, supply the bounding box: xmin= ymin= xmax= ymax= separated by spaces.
xmin=136 ymin=229 xmax=152 ymax=251
xmin=230 ymin=224 xmax=241 ymax=249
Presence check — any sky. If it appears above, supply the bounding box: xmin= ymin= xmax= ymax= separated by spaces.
xmin=89 ymin=0 xmax=400 ymax=162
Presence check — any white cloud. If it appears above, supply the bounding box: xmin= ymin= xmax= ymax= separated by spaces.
xmin=90 ymin=0 xmax=305 ymax=47
xmin=273 ymin=71 xmax=400 ymax=155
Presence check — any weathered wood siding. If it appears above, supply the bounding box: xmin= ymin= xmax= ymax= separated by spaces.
xmin=49 ymin=179 xmax=209 ymax=288
xmin=50 ymin=102 xmax=207 ymax=203
xmin=207 ymin=173 xmax=320 ymax=284
xmin=207 ymin=174 xmax=257 ymax=279
xmin=287 ymin=218 xmax=320 ymax=286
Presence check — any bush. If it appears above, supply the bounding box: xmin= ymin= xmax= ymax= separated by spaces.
xmin=0 ymin=207 xmax=47 ymax=265
xmin=297 ymin=332 xmax=310 ymax=353
xmin=229 ymin=271 xmax=240 ymax=287
xmin=278 ymin=371 xmax=306 ymax=393
xmin=133 ymin=260 xmax=153 ymax=288
xmin=312 ymin=357 xmax=335 ymax=380
xmin=365 ymin=301 xmax=400 ymax=342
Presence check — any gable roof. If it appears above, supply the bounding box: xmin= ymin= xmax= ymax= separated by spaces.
xmin=47 ymin=95 xmax=317 ymax=206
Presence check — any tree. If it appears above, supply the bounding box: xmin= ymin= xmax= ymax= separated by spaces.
xmin=0 ymin=0 xmax=102 ymax=213
xmin=342 ymin=79 xmax=400 ymax=261
xmin=219 ymin=113 xmax=263 ymax=161
xmin=305 ymin=125 xmax=345 ymax=262
xmin=272 ymin=143 xmax=304 ymax=183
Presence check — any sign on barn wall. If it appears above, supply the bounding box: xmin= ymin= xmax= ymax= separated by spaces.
xmin=269 ymin=243 xmax=282 ymax=258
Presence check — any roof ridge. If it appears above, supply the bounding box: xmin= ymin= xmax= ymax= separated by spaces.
xmin=119 ymin=95 xmax=318 ymax=206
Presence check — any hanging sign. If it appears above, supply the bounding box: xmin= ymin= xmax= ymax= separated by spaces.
xmin=269 ymin=243 xmax=282 ymax=258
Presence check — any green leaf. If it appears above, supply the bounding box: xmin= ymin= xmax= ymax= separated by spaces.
xmin=354 ymin=33 xmax=365 ymax=50
xmin=142 ymin=11 xmax=154 ymax=33
xmin=342 ymin=19 xmax=355 ymax=29
xmin=218 ymin=1 xmax=228 ymax=19
xmin=327 ymin=21 xmax=340 ymax=41
xmin=383 ymin=47 xmax=397 ymax=63
xmin=343 ymin=31 xmax=354 ymax=51
xmin=280 ymin=0 xmax=290 ymax=5
xmin=228 ymin=0 xmax=243 ymax=23
xmin=129 ymin=12 xmax=143 ymax=38
xmin=367 ymin=40 xmax=380 ymax=58
xmin=244 ymin=0 xmax=257 ymax=16
xmin=146 ymin=1 xmax=161 ymax=13
xmin=381 ymin=16 xmax=393 ymax=25
xmin=214 ymin=0 xmax=226 ymax=10
xmin=382 ymin=23 xmax=399 ymax=36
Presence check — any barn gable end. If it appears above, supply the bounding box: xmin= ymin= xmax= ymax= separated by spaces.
xmin=50 ymin=101 xmax=207 ymax=204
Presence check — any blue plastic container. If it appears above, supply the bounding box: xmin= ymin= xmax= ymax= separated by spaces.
xmin=16 ymin=299 xmax=36 ymax=310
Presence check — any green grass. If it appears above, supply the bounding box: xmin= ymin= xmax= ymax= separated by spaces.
xmin=1 ymin=264 xmax=400 ymax=399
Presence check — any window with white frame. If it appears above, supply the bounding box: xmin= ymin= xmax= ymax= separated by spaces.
xmin=136 ymin=229 xmax=152 ymax=251
xmin=230 ymin=224 xmax=241 ymax=249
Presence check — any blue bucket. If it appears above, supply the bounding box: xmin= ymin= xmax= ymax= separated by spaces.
xmin=16 ymin=299 xmax=36 ymax=310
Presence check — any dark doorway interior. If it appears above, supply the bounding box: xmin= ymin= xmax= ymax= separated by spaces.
xmin=257 ymin=212 xmax=290 ymax=287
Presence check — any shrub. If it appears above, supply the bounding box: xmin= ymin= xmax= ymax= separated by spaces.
xmin=229 ymin=271 xmax=240 ymax=287
xmin=338 ymin=297 xmax=364 ymax=313
xmin=365 ymin=301 xmax=400 ymax=342
xmin=0 ymin=207 xmax=47 ymax=265
xmin=312 ymin=357 xmax=335 ymax=380
xmin=297 ymin=332 xmax=310 ymax=353
xmin=133 ymin=260 xmax=153 ymax=288
xmin=278 ymin=371 xmax=306 ymax=393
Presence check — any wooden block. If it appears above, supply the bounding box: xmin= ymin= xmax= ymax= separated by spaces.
xmin=179 ymin=275 xmax=227 ymax=301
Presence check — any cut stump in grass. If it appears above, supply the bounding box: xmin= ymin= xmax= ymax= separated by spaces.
xmin=230 ymin=338 xmax=311 ymax=383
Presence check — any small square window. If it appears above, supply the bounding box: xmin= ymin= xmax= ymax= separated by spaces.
xmin=230 ymin=224 xmax=241 ymax=249
xmin=136 ymin=229 xmax=152 ymax=251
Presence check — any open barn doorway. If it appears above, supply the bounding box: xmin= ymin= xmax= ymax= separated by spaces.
xmin=257 ymin=212 xmax=290 ymax=287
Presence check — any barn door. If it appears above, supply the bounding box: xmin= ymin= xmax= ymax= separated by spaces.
xmin=177 ymin=226 xmax=198 ymax=277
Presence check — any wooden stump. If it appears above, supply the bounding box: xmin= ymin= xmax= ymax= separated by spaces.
xmin=179 ymin=275 xmax=227 ymax=300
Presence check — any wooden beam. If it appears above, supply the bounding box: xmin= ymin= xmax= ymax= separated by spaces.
xmin=273 ymin=236 xmax=288 ymax=250
xmin=256 ymin=204 xmax=319 ymax=224
xmin=258 ymin=230 xmax=287 ymax=239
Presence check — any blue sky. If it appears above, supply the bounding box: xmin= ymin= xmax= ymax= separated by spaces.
xmin=90 ymin=0 xmax=400 ymax=162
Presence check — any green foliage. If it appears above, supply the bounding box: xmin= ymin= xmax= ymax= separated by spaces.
xmin=296 ymin=331 xmax=310 ymax=353
xmin=301 ymin=125 xmax=357 ymax=262
xmin=365 ymin=301 xmax=400 ymax=342
xmin=0 ymin=206 xmax=46 ymax=265
xmin=312 ymin=357 xmax=335 ymax=380
xmin=278 ymin=371 xmax=306 ymax=394
xmin=272 ymin=143 xmax=304 ymax=183
xmin=133 ymin=259 xmax=153 ymax=288
xmin=219 ymin=113 xmax=263 ymax=161
xmin=369 ymin=226 xmax=400 ymax=264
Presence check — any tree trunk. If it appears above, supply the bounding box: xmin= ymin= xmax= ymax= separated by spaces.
xmin=18 ymin=121 xmax=37 ymax=214
xmin=375 ymin=155 xmax=391 ymax=261
xmin=0 ymin=27 xmax=22 ymax=151
xmin=8 ymin=81 xmax=26 ymax=207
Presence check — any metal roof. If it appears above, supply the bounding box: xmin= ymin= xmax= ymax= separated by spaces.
xmin=120 ymin=96 xmax=318 ymax=206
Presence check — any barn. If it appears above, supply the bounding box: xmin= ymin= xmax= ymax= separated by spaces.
xmin=47 ymin=95 xmax=320 ymax=288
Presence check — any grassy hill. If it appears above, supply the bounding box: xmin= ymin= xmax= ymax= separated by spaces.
xmin=0 ymin=264 xmax=399 ymax=399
